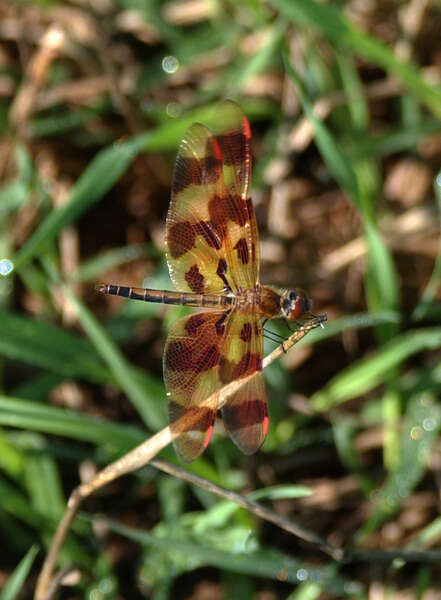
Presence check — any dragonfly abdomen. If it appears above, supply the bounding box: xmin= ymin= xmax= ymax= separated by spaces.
xmin=96 ymin=284 xmax=233 ymax=309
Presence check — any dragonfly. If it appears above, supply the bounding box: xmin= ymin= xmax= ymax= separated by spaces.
xmin=97 ymin=100 xmax=319 ymax=463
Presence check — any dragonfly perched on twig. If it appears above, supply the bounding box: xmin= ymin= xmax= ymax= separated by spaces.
xmin=97 ymin=100 xmax=324 ymax=462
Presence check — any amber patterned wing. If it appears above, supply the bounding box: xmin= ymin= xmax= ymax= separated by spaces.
xmin=164 ymin=307 xmax=267 ymax=461
xmin=165 ymin=100 xmax=259 ymax=295
xmin=163 ymin=101 xmax=266 ymax=461
xmin=164 ymin=310 xmax=229 ymax=462
xmin=220 ymin=310 xmax=267 ymax=454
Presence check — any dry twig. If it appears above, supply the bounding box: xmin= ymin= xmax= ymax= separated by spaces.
xmin=34 ymin=313 xmax=326 ymax=600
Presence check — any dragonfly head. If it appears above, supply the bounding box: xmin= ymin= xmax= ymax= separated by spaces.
xmin=280 ymin=288 xmax=311 ymax=321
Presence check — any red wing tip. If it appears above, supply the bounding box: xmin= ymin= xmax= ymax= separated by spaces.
xmin=211 ymin=137 xmax=222 ymax=160
xmin=242 ymin=115 xmax=251 ymax=139
xmin=203 ymin=423 xmax=214 ymax=448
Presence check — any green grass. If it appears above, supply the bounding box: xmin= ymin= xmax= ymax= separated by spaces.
xmin=1 ymin=1 xmax=441 ymax=598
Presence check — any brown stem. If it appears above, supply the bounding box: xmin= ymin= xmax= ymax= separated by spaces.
xmin=151 ymin=458 xmax=343 ymax=561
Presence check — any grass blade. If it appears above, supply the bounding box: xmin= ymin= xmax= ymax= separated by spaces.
xmin=0 ymin=395 xmax=143 ymax=448
xmin=0 ymin=545 xmax=39 ymax=600
xmin=0 ymin=309 xmax=112 ymax=383
xmin=14 ymin=135 xmax=149 ymax=270
xmin=60 ymin=284 xmax=166 ymax=430
xmin=356 ymin=394 xmax=441 ymax=539
xmin=273 ymin=0 xmax=441 ymax=118
xmin=312 ymin=327 xmax=441 ymax=411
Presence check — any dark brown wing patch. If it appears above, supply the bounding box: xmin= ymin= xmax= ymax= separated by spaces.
xmin=220 ymin=311 xmax=267 ymax=455
xmin=185 ymin=264 xmax=204 ymax=293
xmin=164 ymin=311 xmax=231 ymax=462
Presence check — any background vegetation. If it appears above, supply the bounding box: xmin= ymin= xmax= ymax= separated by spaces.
xmin=0 ymin=0 xmax=440 ymax=598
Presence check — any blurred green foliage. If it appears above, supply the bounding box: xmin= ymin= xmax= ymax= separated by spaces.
xmin=0 ymin=0 xmax=440 ymax=598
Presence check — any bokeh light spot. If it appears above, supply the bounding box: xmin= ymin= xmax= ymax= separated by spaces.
xmin=0 ymin=259 xmax=13 ymax=276
xmin=410 ymin=425 xmax=423 ymax=440
xmin=162 ymin=55 xmax=179 ymax=73
xmin=296 ymin=568 xmax=308 ymax=581
xmin=423 ymin=417 xmax=436 ymax=431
